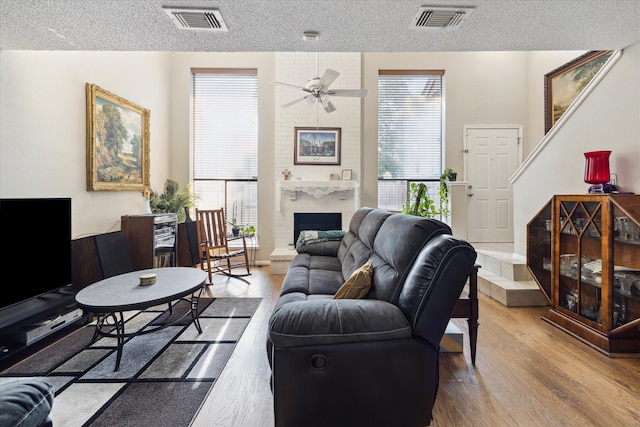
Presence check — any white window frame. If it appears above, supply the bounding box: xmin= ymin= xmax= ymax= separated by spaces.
xmin=377 ymin=70 xmax=445 ymax=213
xmin=191 ymin=68 xmax=259 ymax=240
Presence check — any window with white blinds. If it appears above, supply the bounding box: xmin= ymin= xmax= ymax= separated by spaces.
xmin=192 ymin=69 xmax=258 ymax=232
xmin=377 ymin=70 xmax=445 ymax=211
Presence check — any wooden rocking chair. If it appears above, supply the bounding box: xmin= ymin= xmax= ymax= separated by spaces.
xmin=195 ymin=207 xmax=251 ymax=284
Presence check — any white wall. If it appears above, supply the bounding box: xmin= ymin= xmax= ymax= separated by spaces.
xmin=362 ymin=51 xmax=531 ymax=207
xmin=2 ymin=47 xmax=638 ymax=262
xmin=0 ymin=51 xmax=171 ymax=238
xmin=168 ymin=52 xmax=276 ymax=262
xmin=525 ymin=51 xmax=586 ymax=154
xmin=512 ymin=42 xmax=640 ymax=255
xmin=273 ymin=52 xmax=362 ymax=248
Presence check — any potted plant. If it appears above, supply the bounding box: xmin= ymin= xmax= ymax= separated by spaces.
xmin=227 ymin=222 xmax=256 ymax=237
xmin=436 ymin=168 xmax=458 ymax=219
xmin=149 ymin=179 xmax=198 ymax=223
xmin=402 ymin=181 xmax=452 ymax=220
xmin=227 ymin=220 xmax=241 ymax=237
xmin=402 ymin=183 xmax=437 ymax=218
xmin=239 ymin=225 xmax=256 ymax=237
xmin=441 ymin=168 xmax=457 ymax=183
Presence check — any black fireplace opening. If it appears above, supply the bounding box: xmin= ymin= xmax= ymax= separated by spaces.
xmin=293 ymin=212 xmax=342 ymax=244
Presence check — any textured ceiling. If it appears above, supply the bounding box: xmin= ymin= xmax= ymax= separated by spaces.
xmin=1 ymin=0 xmax=639 ymax=52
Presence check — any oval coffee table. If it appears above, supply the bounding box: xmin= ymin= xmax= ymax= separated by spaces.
xmin=75 ymin=267 xmax=207 ymax=371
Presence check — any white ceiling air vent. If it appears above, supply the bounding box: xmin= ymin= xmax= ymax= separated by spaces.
xmin=162 ymin=7 xmax=228 ymax=31
xmin=412 ymin=6 xmax=475 ymax=29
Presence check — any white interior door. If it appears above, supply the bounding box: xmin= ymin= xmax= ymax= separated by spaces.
xmin=465 ymin=126 xmax=521 ymax=242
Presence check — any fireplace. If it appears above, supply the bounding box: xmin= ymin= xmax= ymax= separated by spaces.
xmin=293 ymin=212 xmax=342 ymax=244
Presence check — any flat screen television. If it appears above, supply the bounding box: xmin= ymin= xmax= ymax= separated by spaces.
xmin=0 ymin=198 xmax=72 ymax=310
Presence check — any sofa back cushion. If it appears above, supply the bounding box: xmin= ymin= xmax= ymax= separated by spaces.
xmin=338 ymin=208 xmax=390 ymax=279
xmin=368 ymin=214 xmax=451 ymax=302
xmin=398 ymin=234 xmax=477 ymax=347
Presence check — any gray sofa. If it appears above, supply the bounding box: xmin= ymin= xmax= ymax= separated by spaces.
xmin=267 ymin=207 xmax=477 ymax=427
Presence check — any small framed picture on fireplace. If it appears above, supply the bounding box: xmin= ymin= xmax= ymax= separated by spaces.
xmin=294 ymin=127 xmax=341 ymax=165
xmin=341 ymin=169 xmax=352 ymax=180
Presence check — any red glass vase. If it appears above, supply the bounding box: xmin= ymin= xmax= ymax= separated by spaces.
xmin=584 ymin=150 xmax=611 ymax=193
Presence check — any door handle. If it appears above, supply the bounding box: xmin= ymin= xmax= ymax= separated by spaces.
xmin=468 ymin=185 xmax=473 ymax=196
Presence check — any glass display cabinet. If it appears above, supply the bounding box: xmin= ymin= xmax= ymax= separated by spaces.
xmin=527 ymin=194 xmax=640 ymax=355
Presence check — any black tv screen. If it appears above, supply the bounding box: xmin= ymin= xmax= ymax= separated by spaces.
xmin=0 ymin=198 xmax=72 ymax=309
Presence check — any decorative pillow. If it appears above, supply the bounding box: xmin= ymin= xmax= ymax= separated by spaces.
xmin=334 ymin=260 xmax=374 ymax=299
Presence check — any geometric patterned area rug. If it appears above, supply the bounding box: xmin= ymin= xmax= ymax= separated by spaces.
xmin=0 ymin=297 xmax=262 ymax=427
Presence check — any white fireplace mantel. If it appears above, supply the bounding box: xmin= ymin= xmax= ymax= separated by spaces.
xmin=279 ymin=180 xmax=358 ymax=200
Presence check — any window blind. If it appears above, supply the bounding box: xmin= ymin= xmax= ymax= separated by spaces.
xmin=192 ymin=69 xmax=259 ymax=233
xmin=378 ymin=70 xmax=444 ymax=180
xmin=193 ymin=69 xmax=258 ymax=180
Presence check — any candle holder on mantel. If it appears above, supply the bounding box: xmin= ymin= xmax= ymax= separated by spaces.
xmin=584 ymin=150 xmax=611 ymax=194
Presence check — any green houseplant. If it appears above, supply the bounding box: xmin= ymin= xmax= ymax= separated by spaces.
xmin=437 ymin=168 xmax=457 ymax=219
xmin=227 ymin=221 xmax=256 ymax=237
xmin=402 ymin=183 xmax=437 ymax=218
xmin=441 ymin=168 xmax=457 ymax=182
xmin=402 ymin=177 xmax=454 ymax=220
xmin=149 ymin=179 xmax=198 ymax=223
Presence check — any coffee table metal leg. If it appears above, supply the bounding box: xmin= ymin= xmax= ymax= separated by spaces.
xmin=191 ymin=287 xmax=204 ymax=334
xmin=112 ymin=312 xmax=125 ymax=371
xmin=93 ymin=312 xmax=127 ymax=371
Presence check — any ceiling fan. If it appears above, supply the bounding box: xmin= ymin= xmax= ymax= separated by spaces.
xmin=274 ymin=68 xmax=368 ymax=113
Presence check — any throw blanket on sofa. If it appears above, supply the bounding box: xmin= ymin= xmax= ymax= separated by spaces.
xmin=296 ymin=230 xmax=345 ymax=247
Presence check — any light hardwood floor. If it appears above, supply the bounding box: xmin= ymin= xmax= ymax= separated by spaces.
xmin=191 ymin=266 xmax=640 ymax=427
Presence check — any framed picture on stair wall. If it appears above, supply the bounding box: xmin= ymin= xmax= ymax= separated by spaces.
xmin=294 ymin=127 xmax=341 ymax=165
xmin=543 ymin=50 xmax=613 ymax=133
xmin=86 ymin=83 xmax=150 ymax=191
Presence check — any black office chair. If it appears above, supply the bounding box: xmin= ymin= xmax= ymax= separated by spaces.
xmin=93 ymin=230 xmax=172 ymax=314
xmin=93 ymin=230 xmax=133 ymax=278
xmin=184 ymin=214 xmax=201 ymax=267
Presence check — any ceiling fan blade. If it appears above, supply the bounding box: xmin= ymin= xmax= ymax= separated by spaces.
xmin=281 ymin=96 xmax=308 ymax=108
xmin=273 ymin=81 xmax=306 ymax=90
xmin=328 ymin=89 xmax=369 ymax=98
xmin=318 ymin=69 xmax=340 ymax=89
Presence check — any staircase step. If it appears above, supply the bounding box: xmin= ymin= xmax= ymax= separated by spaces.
xmin=440 ymin=321 xmax=463 ymax=353
xmin=475 ymin=249 xmax=532 ymax=281
xmin=477 ymin=269 xmax=549 ymax=307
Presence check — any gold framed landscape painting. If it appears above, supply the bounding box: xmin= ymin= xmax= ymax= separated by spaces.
xmin=86 ymin=83 xmax=150 ymax=191
xmin=544 ymin=50 xmax=613 ymax=133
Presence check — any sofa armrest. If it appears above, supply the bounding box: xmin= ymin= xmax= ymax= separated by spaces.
xmin=269 ymin=299 xmax=411 ymax=347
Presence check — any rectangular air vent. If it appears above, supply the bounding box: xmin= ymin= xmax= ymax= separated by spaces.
xmin=163 ymin=7 xmax=228 ymax=31
xmin=412 ymin=6 xmax=475 ymax=29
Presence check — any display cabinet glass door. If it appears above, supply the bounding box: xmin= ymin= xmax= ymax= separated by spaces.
xmin=556 ymin=198 xmax=607 ymax=331
xmin=611 ymin=202 xmax=640 ymax=330
xmin=526 ymin=200 xmax=552 ymax=302
xmin=528 ymin=194 xmax=640 ymax=355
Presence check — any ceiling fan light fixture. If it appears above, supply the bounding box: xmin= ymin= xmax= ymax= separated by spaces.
xmin=323 ymin=100 xmax=336 ymax=113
